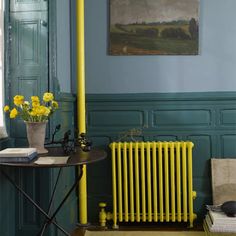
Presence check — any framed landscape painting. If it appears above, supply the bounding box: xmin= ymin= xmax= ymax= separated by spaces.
xmin=109 ymin=0 xmax=199 ymax=55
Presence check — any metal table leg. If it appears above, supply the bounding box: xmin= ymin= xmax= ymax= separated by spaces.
xmin=49 ymin=166 xmax=84 ymax=222
xmin=38 ymin=165 xmax=84 ymax=235
xmin=0 ymin=165 xmax=84 ymax=236
xmin=0 ymin=168 xmax=69 ymax=235
xmin=38 ymin=167 xmax=63 ymax=236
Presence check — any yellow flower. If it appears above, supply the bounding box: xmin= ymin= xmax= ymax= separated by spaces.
xmin=30 ymin=110 xmax=37 ymax=116
xmin=3 ymin=105 xmax=10 ymax=112
xmin=43 ymin=92 xmax=54 ymax=102
xmin=13 ymin=95 xmax=24 ymax=106
xmin=34 ymin=106 xmax=49 ymax=116
xmin=31 ymin=96 xmax=40 ymax=103
xmin=8 ymin=92 xmax=57 ymax=121
xmin=32 ymin=101 xmax=40 ymax=108
xmin=51 ymin=101 xmax=59 ymax=109
xmin=44 ymin=107 xmax=50 ymax=116
xmin=10 ymin=108 xmax=18 ymax=119
xmin=34 ymin=107 xmax=41 ymax=116
xmin=39 ymin=106 xmax=46 ymax=115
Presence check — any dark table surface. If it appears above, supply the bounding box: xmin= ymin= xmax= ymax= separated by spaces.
xmin=0 ymin=147 xmax=107 ymax=168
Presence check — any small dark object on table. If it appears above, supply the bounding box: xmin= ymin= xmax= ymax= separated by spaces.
xmin=45 ymin=124 xmax=92 ymax=154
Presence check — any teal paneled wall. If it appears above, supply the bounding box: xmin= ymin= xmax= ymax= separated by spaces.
xmin=0 ymin=168 xmax=16 ymax=236
xmin=0 ymin=139 xmax=15 ymax=236
xmin=86 ymin=92 xmax=236 ymax=223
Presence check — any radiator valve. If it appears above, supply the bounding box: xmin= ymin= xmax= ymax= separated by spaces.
xmin=99 ymin=202 xmax=115 ymax=228
xmin=99 ymin=202 xmax=107 ymax=227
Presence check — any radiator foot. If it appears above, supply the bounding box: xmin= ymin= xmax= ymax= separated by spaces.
xmin=188 ymin=221 xmax=194 ymax=228
xmin=112 ymin=224 xmax=119 ymax=230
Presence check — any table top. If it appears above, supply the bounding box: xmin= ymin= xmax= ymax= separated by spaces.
xmin=0 ymin=147 xmax=107 ymax=168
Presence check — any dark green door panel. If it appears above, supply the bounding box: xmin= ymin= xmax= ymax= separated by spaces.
xmin=9 ymin=11 xmax=48 ymax=139
xmin=16 ymin=169 xmax=44 ymax=235
xmin=0 ymin=168 xmax=16 ymax=236
xmin=10 ymin=0 xmax=47 ymax=12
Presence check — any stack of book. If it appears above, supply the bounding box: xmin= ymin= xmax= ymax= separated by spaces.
xmin=0 ymin=148 xmax=38 ymax=163
xmin=204 ymin=208 xmax=236 ymax=235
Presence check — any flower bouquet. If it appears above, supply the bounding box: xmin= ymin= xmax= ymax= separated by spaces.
xmin=4 ymin=92 xmax=59 ymax=153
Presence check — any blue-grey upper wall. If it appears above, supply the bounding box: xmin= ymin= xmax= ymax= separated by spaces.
xmin=85 ymin=0 xmax=236 ymax=94
xmin=57 ymin=0 xmax=71 ymax=93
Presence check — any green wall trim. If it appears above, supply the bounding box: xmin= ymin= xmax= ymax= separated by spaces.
xmin=87 ymin=91 xmax=236 ymax=102
xmin=86 ymin=91 xmax=236 ymax=224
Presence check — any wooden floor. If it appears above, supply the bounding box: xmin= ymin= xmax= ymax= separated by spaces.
xmin=71 ymin=223 xmax=204 ymax=236
xmin=71 ymin=227 xmax=86 ymax=236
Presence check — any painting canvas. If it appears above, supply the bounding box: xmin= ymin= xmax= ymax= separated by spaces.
xmin=109 ymin=0 xmax=199 ymax=55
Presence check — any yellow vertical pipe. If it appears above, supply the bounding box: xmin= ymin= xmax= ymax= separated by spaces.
xmin=129 ymin=142 xmax=135 ymax=222
xmin=141 ymin=142 xmax=146 ymax=222
xmin=176 ymin=142 xmax=181 ymax=222
xmin=146 ymin=142 xmax=152 ymax=222
xmin=170 ymin=142 xmax=175 ymax=222
xmin=187 ymin=142 xmax=194 ymax=227
xmin=158 ymin=142 xmax=164 ymax=222
xmin=152 ymin=142 xmax=158 ymax=222
xmin=117 ymin=142 xmax=123 ymax=222
xmin=111 ymin=143 xmax=118 ymax=228
xmin=135 ymin=142 xmax=140 ymax=222
xmin=76 ymin=0 xmax=87 ymax=224
xmin=164 ymin=142 xmax=169 ymax=222
xmin=123 ymin=143 xmax=129 ymax=221
xmin=182 ymin=142 xmax=188 ymax=222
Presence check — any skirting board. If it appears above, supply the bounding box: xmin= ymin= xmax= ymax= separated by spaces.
xmin=85 ymin=231 xmax=205 ymax=236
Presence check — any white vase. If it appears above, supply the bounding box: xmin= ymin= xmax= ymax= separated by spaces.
xmin=25 ymin=121 xmax=48 ymax=154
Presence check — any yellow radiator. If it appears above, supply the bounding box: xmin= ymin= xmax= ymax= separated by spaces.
xmin=99 ymin=141 xmax=197 ymax=228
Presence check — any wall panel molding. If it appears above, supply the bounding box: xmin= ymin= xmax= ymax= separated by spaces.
xmin=86 ymin=92 xmax=236 ymax=222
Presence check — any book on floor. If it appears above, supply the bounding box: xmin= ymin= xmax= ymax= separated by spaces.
xmin=203 ymin=219 xmax=236 ymax=236
xmin=0 ymin=148 xmax=38 ymax=163
xmin=205 ymin=210 xmax=236 ymax=233
xmin=208 ymin=210 xmax=236 ymax=225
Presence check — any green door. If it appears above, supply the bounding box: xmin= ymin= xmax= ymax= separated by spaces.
xmin=7 ymin=1 xmax=50 ymax=235
xmin=9 ymin=0 xmax=48 ymax=144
